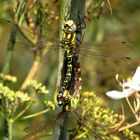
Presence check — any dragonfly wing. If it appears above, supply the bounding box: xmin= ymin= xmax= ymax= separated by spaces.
xmin=0 ymin=19 xmax=134 ymax=63
xmin=0 ymin=19 xmax=62 ymax=72
xmin=78 ymin=40 xmax=134 ymax=74
xmin=0 ymin=19 xmax=61 ymax=50
xmin=70 ymin=110 xmax=105 ymax=139
xmin=22 ymin=112 xmax=66 ymax=140
xmin=79 ymin=39 xmax=133 ymax=61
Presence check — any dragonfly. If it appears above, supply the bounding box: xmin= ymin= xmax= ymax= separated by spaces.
xmin=0 ymin=19 xmax=132 ymax=61
xmin=0 ymin=19 xmax=135 ymax=140
xmin=0 ymin=19 xmax=133 ymax=109
xmin=0 ymin=19 xmax=132 ymax=63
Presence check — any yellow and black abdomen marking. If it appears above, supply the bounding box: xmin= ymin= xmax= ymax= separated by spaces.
xmin=57 ymin=19 xmax=85 ymax=109
xmin=57 ymin=32 xmax=77 ymax=106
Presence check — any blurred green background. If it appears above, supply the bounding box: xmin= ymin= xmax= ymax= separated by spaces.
xmin=0 ymin=0 xmax=140 ymax=139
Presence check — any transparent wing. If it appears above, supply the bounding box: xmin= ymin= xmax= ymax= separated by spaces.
xmin=21 ymin=112 xmax=66 ymax=140
xmin=0 ymin=20 xmax=132 ymax=55
xmin=80 ymin=40 xmax=132 ymax=59
xmin=21 ymin=107 xmax=122 ymax=140
xmin=0 ymin=20 xmax=60 ymax=49
xmin=0 ymin=19 xmax=133 ymax=62
xmin=21 ymin=110 xmax=89 ymax=140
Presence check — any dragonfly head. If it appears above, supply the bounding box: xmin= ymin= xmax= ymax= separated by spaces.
xmin=62 ymin=20 xmax=77 ymax=33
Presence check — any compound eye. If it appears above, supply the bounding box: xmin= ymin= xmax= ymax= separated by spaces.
xmin=62 ymin=24 xmax=69 ymax=30
xmin=64 ymin=24 xmax=69 ymax=28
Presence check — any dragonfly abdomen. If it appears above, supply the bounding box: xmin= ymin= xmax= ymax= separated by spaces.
xmin=57 ymin=20 xmax=77 ymax=107
xmin=68 ymin=53 xmax=82 ymax=110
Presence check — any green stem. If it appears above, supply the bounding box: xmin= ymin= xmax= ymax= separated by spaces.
xmin=58 ymin=0 xmax=85 ymax=139
xmin=22 ymin=108 xmax=50 ymax=120
xmin=2 ymin=27 xmax=17 ymax=75
xmin=69 ymin=0 xmax=85 ymax=25
xmin=59 ymin=111 xmax=68 ymax=140
xmin=2 ymin=1 xmax=28 ymax=139
xmin=56 ymin=0 xmax=65 ymax=87
xmin=0 ymin=110 xmax=5 ymax=118
xmin=2 ymin=0 xmax=26 ymax=74
xmin=55 ymin=0 xmax=65 ymax=104
xmin=8 ymin=120 xmax=13 ymax=140
xmin=15 ymin=0 xmax=26 ymax=24
xmin=13 ymin=101 xmax=33 ymax=121
xmin=2 ymin=50 xmax=13 ymax=75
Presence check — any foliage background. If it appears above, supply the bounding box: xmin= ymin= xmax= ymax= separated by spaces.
xmin=0 ymin=0 xmax=140 ymax=139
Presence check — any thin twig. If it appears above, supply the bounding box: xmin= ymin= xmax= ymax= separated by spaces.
xmin=22 ymin=108 xmax=50 ymax=120
xmin=106 ymin=0 xmax=112 ymax=16
xmin=21 ymin=54 xmax=42 ymax=90
xmin=13 ymin=101 xmax=33 ymax=121
xmin=119 ymin=120 xmax=140 ymax=131
xmin=126 ymin=97 xmax=139 ymax=120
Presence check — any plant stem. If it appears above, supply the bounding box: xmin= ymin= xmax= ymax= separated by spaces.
xmin=2 ymin=0 xmax=26 ymax=75
xmin=57 ymin=0 xmax=85 ymax=140
xmin=21 ymin=54 xmax=42 ymax=90
xmin=119 ymin=120 xmax=140 ymax=131
xmin=56 ymin=0 xmax=67 ymax=139
xmin=2 ymin=1 xmax=28 ymax=138
xmin=126 ymin=97 xmax=139 ymax=120
xmin=22 ymin=108 xmax=50 ymax=120
xmin=59 ymin=111 xmax=68 ymax=140
xmin=13 ymin=101 xmax=33 ymax=121
xmin=2 ymin=27 xmax=17 ymax=74
xmin=8 ymin=120 xmax=13 ymax=140
xmin=56 ymin=0 xmax=65 ymax=89
xmin=15 ymin=0 xmax=25 ymax=24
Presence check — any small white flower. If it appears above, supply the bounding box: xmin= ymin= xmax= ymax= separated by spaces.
xmin=106 ymin=66 xmax=140 ymax=100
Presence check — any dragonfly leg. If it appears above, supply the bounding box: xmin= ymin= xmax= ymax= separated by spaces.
xmin=77 ymin=10 xmax=86 ymax=30
xmin=75 ymin=12 xmax=86 ymax=45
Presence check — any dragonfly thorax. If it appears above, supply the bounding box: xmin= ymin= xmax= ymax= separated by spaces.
xmin=62 ymin=20 xmax=76 ymax=33
xmin=61 ymin=30 xmax=76 ymax=50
